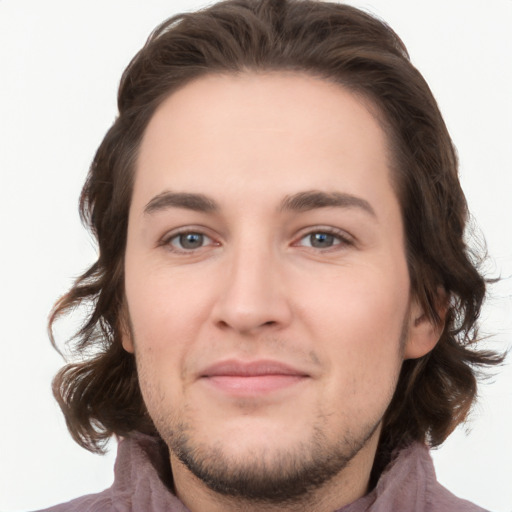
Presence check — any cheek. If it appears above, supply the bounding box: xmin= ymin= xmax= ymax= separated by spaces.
xmin=125 ymin=261 xmax=209 ymax=348
xmin=301 ymin=264 xmax=409 ymax=341
xmin=124 ymin=270 xmax=211 ymax=414
xmin=297 ymin=265 xmax=409 ymax=397
xmin=126 ymin=275 xmax=200 ymax=418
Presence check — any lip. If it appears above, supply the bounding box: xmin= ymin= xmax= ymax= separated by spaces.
xmin=199 ymin=359 xmax=310 ymax=395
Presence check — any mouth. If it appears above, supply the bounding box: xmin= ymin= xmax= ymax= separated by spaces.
xmin=199 ymin=359 xmax=310 ymax=395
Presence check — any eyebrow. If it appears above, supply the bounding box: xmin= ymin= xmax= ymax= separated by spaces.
xmin=144 ymin=189 xmax=376 ymax=217
xmin=280 ymin=190 xmax=376 ymax=217
xmin=144 ymin=191 xmax=219 ymax=214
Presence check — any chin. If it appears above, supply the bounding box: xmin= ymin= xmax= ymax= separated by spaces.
xmin=162 ymin=410 xmax=381 ymax=504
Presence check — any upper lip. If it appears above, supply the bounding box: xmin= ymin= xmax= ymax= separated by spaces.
xmin=199 ymin=359 xmax=309 ymax=378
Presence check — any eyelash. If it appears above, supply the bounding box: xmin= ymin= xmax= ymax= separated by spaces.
xmin=160 ymin=229 xmax=217 ymax=254
xmin=159 ymin=227 xmax=354 ymax=254
xmin=294 ymin=227 xmax=354 ymax=251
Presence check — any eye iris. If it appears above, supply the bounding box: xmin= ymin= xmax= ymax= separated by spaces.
xmin=179 ymin=233 xmax=204 ymax=249
xmin=310 ymin=232 xmax=334 ymax=248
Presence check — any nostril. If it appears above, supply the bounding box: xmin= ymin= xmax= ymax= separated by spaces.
xmin=216 ymin=320 xmax=230 ymax=330
xmin=214 ymin=318 xmax=279 ymax=333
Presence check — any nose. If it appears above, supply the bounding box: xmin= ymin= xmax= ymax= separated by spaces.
xmin=211 ymin=243 xmax=293 ymax=335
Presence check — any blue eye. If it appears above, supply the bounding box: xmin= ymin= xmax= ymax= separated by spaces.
xmin=298 ymin=230 xmax=349 ymax=249
xmin=307 ymin=233 xmax=336 ymax=248
xmin=168 ymin=232 xmax=212 ymax=250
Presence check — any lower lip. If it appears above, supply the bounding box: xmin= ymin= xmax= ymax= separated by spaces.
xmin=203 ymin=375 xmax=306 ymax=395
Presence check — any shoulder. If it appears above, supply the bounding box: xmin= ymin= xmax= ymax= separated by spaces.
xmin=365 ymin=443 xmax=491 ymax=512
xmin=31 ymin=433 xmax=190 ymax=512
xmin=413 ymin=443 xmax=490 ymax=512
xmin=427 ymin=478 xmax=490 ymax=512
xmin=30 ymin=489 xmax=113 ymax=512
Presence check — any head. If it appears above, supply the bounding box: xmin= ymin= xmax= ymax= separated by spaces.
xmin=50 ymin=0 xmax=501 ymax=502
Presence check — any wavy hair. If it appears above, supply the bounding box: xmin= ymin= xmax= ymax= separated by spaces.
xmin=49 ymin=0 xmax=502 ymax=459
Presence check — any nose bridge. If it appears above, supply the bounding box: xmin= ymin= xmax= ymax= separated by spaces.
xmin=213 ymin=233 xmax=291 ymax=333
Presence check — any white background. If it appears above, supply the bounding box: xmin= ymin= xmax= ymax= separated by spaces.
xmin=0 ymin=1 xmax=511 ymax=511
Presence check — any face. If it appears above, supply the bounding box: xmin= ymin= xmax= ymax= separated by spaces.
xmin=123 ymin=72 xmax=438 ymax=506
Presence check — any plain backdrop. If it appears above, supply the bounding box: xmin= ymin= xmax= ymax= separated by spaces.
xmin=0 ymin=1 xmax=511 ymax=511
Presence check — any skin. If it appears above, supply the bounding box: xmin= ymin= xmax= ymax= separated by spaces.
xmin=122 ymin=72 xmax=441 ymax=512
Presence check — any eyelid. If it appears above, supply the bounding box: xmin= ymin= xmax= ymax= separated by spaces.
xmin=157 ymin=224 xmax=355 ymax=253
xmin=292 ymin=226 xmax=356 ymax=250
xmin=158 ymin=226 xmax=220 ymax=253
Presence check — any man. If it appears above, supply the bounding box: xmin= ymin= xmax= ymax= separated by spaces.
xmin=38 ymin=0 xmax=503 ymax=510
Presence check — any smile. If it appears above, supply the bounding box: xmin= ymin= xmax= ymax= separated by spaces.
xmin=199 ymin=360 xmax=310 ymax=395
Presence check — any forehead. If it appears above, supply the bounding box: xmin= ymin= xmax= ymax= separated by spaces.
xmin=133 ymin=72 xmax=396 ymax=217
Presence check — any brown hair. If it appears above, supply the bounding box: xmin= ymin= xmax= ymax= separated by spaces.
xmin=50 ymin=0 xmax=502 ymax=457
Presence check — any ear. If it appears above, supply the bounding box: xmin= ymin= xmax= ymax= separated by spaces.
xmin=403 ymin=291 xmax=447 ymax=360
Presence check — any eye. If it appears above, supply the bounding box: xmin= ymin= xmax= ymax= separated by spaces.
xmin=296 ymin=229 xmax=352 ymax=250
xmin=166 ymin=231 xmax=214 ymax=251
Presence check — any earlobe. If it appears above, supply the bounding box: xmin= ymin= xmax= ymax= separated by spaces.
xmin=119 ymin=302 xmax=135 ymax=354
xmin=403 ymin=293 xmax=446 ymax=360
xmin=121 ymin=333 xmax=135 ymax=354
